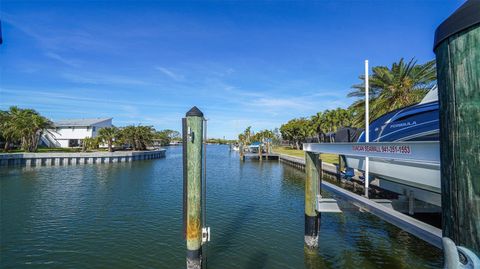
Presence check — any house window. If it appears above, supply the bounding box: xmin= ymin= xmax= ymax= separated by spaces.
xmin=68 ymin=139 xmax=80 ymax=147
xmin=92 ymin=126 xmax=96 ymax=131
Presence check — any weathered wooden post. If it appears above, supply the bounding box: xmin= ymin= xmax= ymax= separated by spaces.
xmin=434 ymin=0 xmax=480 ymax=256
xmin=265 ymin=141 xmax=270 ymax=161
xmin=240 ymin=143 xmax=244 ymax=161
xmin=336 ymin=155 xmax=344 ymax=181
xmin=183 ymin=106 xmax=204 ymax=269
xmin=258 ymin=144 xmax=262 ymax=161
xmin=304 ymin=151 xmax=321 ymax=249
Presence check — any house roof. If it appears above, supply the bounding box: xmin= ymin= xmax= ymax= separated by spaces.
xmin=54 ymin=118 xmax=112 ymax=127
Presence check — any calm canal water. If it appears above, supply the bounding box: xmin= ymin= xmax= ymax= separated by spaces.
xmin=1 ymin=145 xmax=442 ymax=268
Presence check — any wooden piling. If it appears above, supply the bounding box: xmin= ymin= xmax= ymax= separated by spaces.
xmin=258 ymin=144 xmax=262 ymax=161
xmin=305 ymin=151 xmax=321 ymax=249
xmin=183 ymin=106 xmax=204 ymax=269
xmin=434 ymin=0 xmax=480 ymax=255
xmin=240 ymin=143 xmax=244 ymax=161
xmin=337 ymin=155 xmax=344 ymax=181
xmin=266 ymin=142 xmax=269 ymax=160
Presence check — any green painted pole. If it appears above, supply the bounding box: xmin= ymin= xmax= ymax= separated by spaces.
xmin=434 ymin=0 xmax=480 ymax=256
xmin=183 ymin=106 xmax=204 ymax=269
xmin=305 ymin=151 xmax=321 ymax=249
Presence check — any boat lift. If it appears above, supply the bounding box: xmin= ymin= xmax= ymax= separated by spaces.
xmin=307 ymin=141 xmax=441 ymax=211
xmin=303 ymin=140 xmax=480 ymax=268
xmin=304 ymin=141 xmax=441 ymax=240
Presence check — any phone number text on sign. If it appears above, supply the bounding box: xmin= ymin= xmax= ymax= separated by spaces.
xmin=352 ymin=145 xmax=411 ymax=154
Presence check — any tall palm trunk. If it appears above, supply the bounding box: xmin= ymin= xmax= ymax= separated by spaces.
xmin=108 ymin=140 xmax=113 ymax=152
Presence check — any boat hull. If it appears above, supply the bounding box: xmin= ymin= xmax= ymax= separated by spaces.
xmin=345 ymin=156 xmax=441 ymax=206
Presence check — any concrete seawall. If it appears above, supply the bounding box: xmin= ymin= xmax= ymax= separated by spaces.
xmin=0 ymin=149 xmax=166 ymax=167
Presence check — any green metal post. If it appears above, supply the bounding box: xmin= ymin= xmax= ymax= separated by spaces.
xmin=183 ymin=107 xmax=204 ymax=269
xmin=305 ymin=151 xmax=321 ymax=249
xmin=434 ymin=0 xmax=480 ymax=256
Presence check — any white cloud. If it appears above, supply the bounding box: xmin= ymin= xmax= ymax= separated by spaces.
xmin=155 ymin=66 xmax=184 ymax=81
xmin=61 ymin=73 xmax=150 ymax=86
xmin=45 ymin=52 xmax=81 ymax=67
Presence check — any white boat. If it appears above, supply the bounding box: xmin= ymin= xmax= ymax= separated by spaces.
xmin=345 ymin=87 xmax=441 ymax=207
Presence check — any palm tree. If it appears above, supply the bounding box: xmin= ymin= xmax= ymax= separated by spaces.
xmin=244 ymin=126 xmax=252 ymax=144
xmin=311 ymin=112 xmax=325 ymax=141
xmin=3 ymin=107 xmax=53 ymax=152
xmin=280 ymin=118 xmax=314 ymax=149
xmin=0 ymin=110 xmax=16 ymax=151
xmin=82 ymin=136 xmax=100 ymax=151
xmin=98 ymin=127 xmax=118 ymax=152
xmin=348 ymin=58 xmax=436 ymax=126
xmin=238 ymin=133 xmax=246 ymax=144
xmin=119 ymin=125 xmax=154 ymax=151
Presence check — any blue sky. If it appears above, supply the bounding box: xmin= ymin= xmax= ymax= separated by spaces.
xmin=0 ymin=0 xmax=463 ymax=139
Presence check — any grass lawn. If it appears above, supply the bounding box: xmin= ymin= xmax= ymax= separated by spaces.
xmin=272 ymin=146 xmax=339 ymax=164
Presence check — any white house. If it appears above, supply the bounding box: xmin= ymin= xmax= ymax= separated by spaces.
xmin=42 ymin=118 xmax=113 ymax=148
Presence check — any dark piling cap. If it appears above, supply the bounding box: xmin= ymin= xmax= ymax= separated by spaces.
xmin=186 ymin=106 xmax=204 ymax=117
xmin=434 ymin=0 xmax=480 ymax=50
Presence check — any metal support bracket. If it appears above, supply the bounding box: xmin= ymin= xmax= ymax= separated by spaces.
xmin=202 ymin=227 xmax=210 ymax=244
xmin=316 ymin=195 xmax=342 ymax=213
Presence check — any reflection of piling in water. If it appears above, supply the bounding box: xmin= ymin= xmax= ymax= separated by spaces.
xmin=303 ymin=247 xmax=327 ymax=269
xmin=304 ymin=152 xmax=321 ymax=249
xmin=434 ymin=0 xmax=480 ymax=255
xmin=183 ymin=107 xmax=204 ymax=269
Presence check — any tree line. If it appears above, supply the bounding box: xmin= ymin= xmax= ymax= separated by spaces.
xmin=238 ymin=58 xmax=437 ymax=149
xmin=82 ymin=125 xmax=158 ymax=152
xmin=0 ymin=106 xmax=182 ymax=152
xmin=237 ymin=126 xmax=281 ymax=146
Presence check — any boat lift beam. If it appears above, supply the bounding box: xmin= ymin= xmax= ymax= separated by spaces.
xmin=321 ymin=179 xmax=442 ymax=248
xmin=303 ymin=141 xmax=440 ymax=164
xmin=303 ymin=141 xmax=442 ymax=249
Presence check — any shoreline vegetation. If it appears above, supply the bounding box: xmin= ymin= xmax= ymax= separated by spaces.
xmin=0 ymin=106 xmax=182 ymax=153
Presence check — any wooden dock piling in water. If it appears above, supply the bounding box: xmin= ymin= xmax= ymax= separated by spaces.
xmin=183 ymin=106 xmax=204 ymax=269
xmin=304 ymin=151 xmax=321 ymax=249
xmin=434 ymin=0 xmax=480 ymax=256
